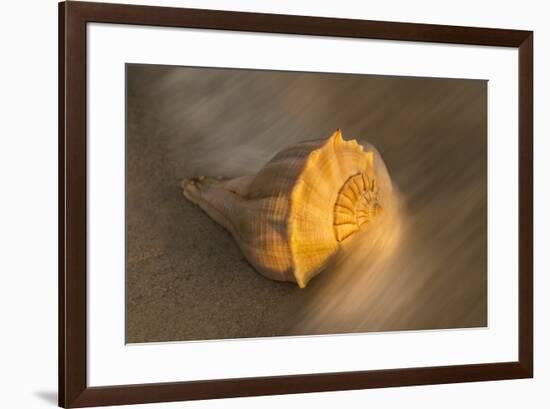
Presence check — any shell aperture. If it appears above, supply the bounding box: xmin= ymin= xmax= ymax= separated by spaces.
xmin=181 ymin=130 xmax=393 ymax=288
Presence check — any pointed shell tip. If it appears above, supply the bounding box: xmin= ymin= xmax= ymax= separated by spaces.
xmin=331 ymin=129 xmax=344 ymax=146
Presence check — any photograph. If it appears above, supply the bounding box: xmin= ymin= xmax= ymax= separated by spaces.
xmin=125 ymin=64 xmax=488 ymax=343
xmin=0 ymin=0 xmax=541 ymax=407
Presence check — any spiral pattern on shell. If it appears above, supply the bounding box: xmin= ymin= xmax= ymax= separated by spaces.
xmin=334 ymin=173 xmax=382 ymax=242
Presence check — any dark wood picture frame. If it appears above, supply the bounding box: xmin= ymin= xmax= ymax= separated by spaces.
xmin=59 ymin=1 xmax=533 ymax=407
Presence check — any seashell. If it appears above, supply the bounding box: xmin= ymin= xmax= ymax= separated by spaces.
xmin=181 ymin=130 xmax=393 ymax=288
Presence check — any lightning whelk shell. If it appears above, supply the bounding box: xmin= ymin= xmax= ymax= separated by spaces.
xmin=181 ymin=130 xmax=393 ymax=288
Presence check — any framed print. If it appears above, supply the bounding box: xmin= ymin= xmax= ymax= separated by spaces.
xmin=59 ymin=1 xmax=533 ymax=407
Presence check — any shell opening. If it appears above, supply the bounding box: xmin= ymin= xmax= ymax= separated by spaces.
xmin=333 ymin=172 xmax=382 ymax=242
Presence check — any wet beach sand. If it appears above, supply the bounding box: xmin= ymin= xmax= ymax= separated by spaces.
xmin=126 ymin=64 xmax=487 ymax=343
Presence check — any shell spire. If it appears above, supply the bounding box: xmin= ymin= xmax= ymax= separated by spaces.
xmin=182 ymin=130 xmax=393 ymax=288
